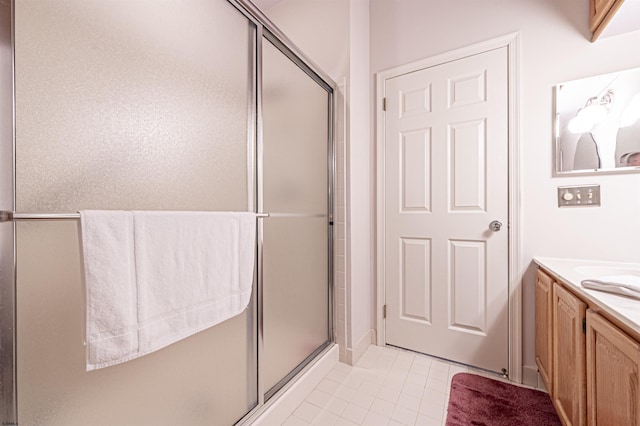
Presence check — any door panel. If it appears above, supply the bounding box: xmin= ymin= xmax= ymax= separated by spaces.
xmin=400 ymin=237 xmax=432 ymax=323
xmin=450 ymin=240 xmax=486 ymax=334
xmin=401 ymin=129 xmax=431 ymax=211
xmin=450 ymin=119 xmax=486 ymax=211
xmin=384 ymin=47 xmax=509 ymax=373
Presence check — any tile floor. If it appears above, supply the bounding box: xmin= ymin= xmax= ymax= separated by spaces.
xmin=281 ymin=345 xmax=506 ymax=426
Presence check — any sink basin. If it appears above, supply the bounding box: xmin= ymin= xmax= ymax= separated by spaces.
xmin=575 ymin=265 xmax=640 ymax=277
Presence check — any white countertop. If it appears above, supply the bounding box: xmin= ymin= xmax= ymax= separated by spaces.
xmin=533 ymin=257 xmax=640 ymax=338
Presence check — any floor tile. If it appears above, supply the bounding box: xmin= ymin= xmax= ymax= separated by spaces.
xmin=341 ymin=402 xmax=368 ymax=424
xmin=282 ymin=415 xmax=311 ymax=426
xmin=275 ymin=345 xmax=537 ymax=426
xmin=369 ymin=397 xmax=396 ymax=418
xmin=305 ymin=389 xmax=332 ymax=408
xmin=363 ymin=410 xmax=391 ymax=426
xmin=293 ymin=401 xmax=321 ymax=423
xmin=390 ymin=404 xmax=418 ymax=425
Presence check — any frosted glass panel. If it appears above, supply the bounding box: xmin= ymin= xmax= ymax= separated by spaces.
xmin=262 ymin=217 xmax=329 ymax=393
xmin=262 ymin=42 xmax=329 ymax=215
xmin=15 ymin=0 xmax=250 ymax=212
xmin=17 ymin=224 xmax=255 ymax=426
xmin=262 ymin=40 xmax=330 ymax=394
xmin=14 ymin=1 xmax=256 ymax=425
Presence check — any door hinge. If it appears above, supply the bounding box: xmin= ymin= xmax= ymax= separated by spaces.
xmin=583 ymin=317 xmax=587 ymax=334
xmin=383 ymin=304 xmax=387 ymax=319
xmin=382 ymin=97 xmax=387 ymax=111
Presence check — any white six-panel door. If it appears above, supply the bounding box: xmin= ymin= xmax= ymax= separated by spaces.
xmin=383 ymin=46 xmax=509 ymax=373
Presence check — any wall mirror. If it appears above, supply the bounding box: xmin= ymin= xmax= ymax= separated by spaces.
xmin=554 ymin=66 xmax=640 ymax=175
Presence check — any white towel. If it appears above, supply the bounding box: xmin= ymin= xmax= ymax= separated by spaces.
xmin=581 ymin=275 xmax=640 ymax=300
xmin=79 ymin=210 xmax=256 ymax=371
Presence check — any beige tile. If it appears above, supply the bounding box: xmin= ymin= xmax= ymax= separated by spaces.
xmin=405 ymin=371 xmax=428 ymax=387
xmin=326 ymin=397 xmax=348 ymax=416
xmin=428 ymin=367 xmax=449 ymax=382
xmin=369 ymin=397 xmax=396 ymax=418
xmin=402 ymin=381 xmax=425 ymax=399
xmin=390 ymin=404 xmax=418 ymax=425
xmin=344 ymin=373 xmax=364 ymax=390
xmin=417 ymin=398 xmax=444 ymax=421
xmin=305 ymin=389 xmax=332 ymax=409
xmin=429 ymin=360 xmax=450 ymax=374
xmin=350 ymin=391 xmax=375 ymax=410
xmin=282 ymin=415 xmax=312 ymax=426
xmin=327 ymin=366 xmax=350 ymax=383
xmin=293 ymin=401 xmax=321 ymax=423
xmin=376 ymin=386 xmax=401 ymax=403
xmin=335 ymin=418 xmax=359 ymax=426
xmin=415 ymin=413 xmax=442 ymax=426
xmin=341 ymin=402 xmax=368 ymax=424
xmin=410 ymin=360 xmax=431 ymax=376
xmin=421 ymin=389 xmax=446 ymax=406
xmin=425 ymin=377 xmax=448 ymax=394
xmin=363 ymin=410 xmax=391 ymax=426
xmin=358 ymin=379 xmax=382 ymax=397
xmin=396 ymin=392 xmax=421 ymax=412
xmin=391 ymin=356 xmax=413 ymax=372
xmin=334 ymin=385 xmax=357 ymax=402
xmin=276 ymin=347 xmax=467 ymax=426
xmin=317 ymin=378 xmax=341 ymax=394
xmin=311 ymin=410 xmax=340 ymax=425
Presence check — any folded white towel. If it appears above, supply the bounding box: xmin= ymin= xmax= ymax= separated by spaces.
xmin=79 ymin=210 xmax=256 ymax=371
xmin=581 ymin=275 xmax=640 ymax=300
xmin=79 ymin=211 xmax=138 ymax=367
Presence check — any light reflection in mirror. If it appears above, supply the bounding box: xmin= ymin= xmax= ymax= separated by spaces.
xmin=555 ymin=67 xmax=640 ymax=174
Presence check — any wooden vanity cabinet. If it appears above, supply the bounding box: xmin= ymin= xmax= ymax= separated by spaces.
xmin=586 ymin=310 xmax=640 ymax=425
xmin=536 ymin=266 xmax=640 ymax=426
xmin=535 ymin=269 xmax=554 ymax=393
xmin=553 ymin=283 xmax=587 ymax=426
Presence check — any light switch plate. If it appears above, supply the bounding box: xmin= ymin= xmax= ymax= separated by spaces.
xmin=558 ymin=185 xmax=600 ymax=207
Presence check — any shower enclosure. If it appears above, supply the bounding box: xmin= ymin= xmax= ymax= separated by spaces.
xmin=0 ymin=1 xmax=334 ymax=425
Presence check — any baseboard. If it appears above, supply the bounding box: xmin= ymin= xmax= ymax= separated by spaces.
xmin=521 ymin=365 xmax=540 ymax=389
xmin=345 ymin=329 xmax=375 ymax=366
xmin=250 ymin=345 xmax=338 ymax=425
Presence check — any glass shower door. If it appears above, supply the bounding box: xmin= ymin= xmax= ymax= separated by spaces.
xmin=14 ymin=1 xmax=257 ymax=425
xmin=261 ymin=38 xmax=332 ymax=398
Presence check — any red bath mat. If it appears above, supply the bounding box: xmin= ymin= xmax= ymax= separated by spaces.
xmin=445 ymin=373 xmax=561 ymax=426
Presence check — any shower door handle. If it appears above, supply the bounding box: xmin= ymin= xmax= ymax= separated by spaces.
xmin=256 ymin=213 xmax=270 ymax=218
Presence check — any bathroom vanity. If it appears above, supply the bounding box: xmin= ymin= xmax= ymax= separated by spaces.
xmin=534 ymin=257 xmax=640 ymax=426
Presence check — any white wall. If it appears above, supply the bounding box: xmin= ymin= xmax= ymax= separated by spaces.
xmin=347 ymin=0 xmax=373 ymax=359
xmin=262 ymin=0 xmax=640 ymax=375
xmin=370 ymin=0 xmax=640 ymax=378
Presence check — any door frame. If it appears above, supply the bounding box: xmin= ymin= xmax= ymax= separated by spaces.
xmin=375 ymin=33 xmax=522 ymax=383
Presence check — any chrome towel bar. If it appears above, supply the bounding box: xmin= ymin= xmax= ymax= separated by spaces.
xmin=0 ymin=211 xmax=270 ymax=222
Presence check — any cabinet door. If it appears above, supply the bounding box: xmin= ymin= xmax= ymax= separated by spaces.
xmin=553 ymin=283 xmax=587 ymax=426
xmin=535 ymin=269 xmax=554 ymax=393
xmin=586 ymin=310 xmax=640 ymax=426
xmin=590 ymin=0 xmax=616 ymax=32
